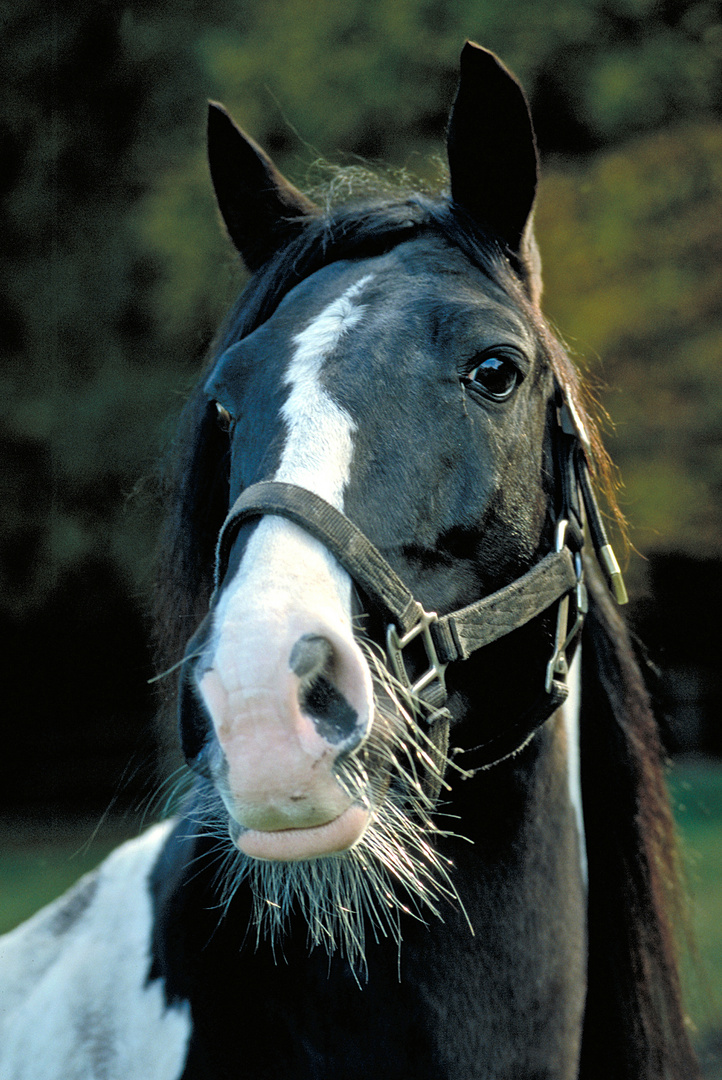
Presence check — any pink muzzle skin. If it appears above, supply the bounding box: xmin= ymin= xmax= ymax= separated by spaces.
xmin=198 ymin=607 xmax=374 ymax=862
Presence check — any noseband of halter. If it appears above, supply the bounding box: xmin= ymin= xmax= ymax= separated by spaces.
xmin=211 ymin=397 xmax=626 ymax=774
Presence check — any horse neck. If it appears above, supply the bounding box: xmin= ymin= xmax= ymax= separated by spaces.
xmin=444 ymin=696 xmax=584 ymax=864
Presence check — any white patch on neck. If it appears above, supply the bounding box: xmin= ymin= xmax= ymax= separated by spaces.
xmin=0 ymin=823 xmax=190 ymax=1079
xmin=563 ymin=649 xmax=588 ymax=889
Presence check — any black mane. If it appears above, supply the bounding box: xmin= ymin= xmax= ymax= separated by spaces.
xmin=580 ymin=564 xmax=695 ymax=1078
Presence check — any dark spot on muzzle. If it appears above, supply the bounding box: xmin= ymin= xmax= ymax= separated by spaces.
xmin=290 ymin=633 xmax=360 ymax=746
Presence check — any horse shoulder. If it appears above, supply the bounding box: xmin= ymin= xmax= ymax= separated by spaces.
xmin=0 ymin=821 xmax=191 ymax=1080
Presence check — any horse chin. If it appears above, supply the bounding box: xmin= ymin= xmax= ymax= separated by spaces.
xmin=203 ymin=745 xmax=461 ymax=977
xmin=228 ymin=803 xmax=371 ymax=862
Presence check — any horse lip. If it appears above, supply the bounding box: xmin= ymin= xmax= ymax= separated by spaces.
xmin=227 ymin=803 xmax=371 ymax=861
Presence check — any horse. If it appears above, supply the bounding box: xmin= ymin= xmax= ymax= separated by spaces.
xmin=0 ymin=42 xmax=699 ymax=1080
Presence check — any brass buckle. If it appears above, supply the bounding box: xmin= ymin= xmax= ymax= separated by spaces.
xmin=386 ymin=606 xmax=448 ymax=711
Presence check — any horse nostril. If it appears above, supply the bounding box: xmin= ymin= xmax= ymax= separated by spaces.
xmin=290 ymin=633 xmax=361 ymax=747
xmin=289 ymin=634 xmax=334 ymax=682
xmin=302 ymin=675 xmax=360 ymax=746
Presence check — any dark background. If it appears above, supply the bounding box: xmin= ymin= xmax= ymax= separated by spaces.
xmin=3 ymin=0 xmax=722 ymax=817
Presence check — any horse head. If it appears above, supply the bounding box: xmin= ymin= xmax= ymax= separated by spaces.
xmin=173 ymin=43 xmax=607 ymax=960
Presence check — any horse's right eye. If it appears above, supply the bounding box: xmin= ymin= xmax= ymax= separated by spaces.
xmin=215 ymin=403 xmax=233 ymax=432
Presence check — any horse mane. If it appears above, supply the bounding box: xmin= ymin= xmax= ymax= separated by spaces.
xmin=580 ymin=562 xmax=699 ymax=1079
xmin=152 ymin=180 xmax=698 ymax=1077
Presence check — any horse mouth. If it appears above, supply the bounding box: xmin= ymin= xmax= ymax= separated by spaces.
xmin=228 ymin=803 xmax=371 ymax=861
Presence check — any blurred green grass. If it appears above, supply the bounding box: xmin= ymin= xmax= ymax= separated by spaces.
xmin=668 ymin=760 xmax=722 ymax=1076
xmin=0 ymin=815 xmax=141 ymax=936
xmin=1 ymin=762 xmax=721 ymax=1071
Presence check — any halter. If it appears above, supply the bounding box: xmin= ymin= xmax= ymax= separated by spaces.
xmin=211 ymin=396 xmax=626 ymax=773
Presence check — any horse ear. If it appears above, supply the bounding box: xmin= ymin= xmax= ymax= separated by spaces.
xmin=447 ymin=42 xmax=541 ymax=299
xmin=207 ymin=102 xmax=318 ymax=271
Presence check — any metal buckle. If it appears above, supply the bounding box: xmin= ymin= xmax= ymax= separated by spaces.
xmin=386 ymin=606 xmax=448 ymax=711
xmin=545 ymin=522 xmax=588 ymax=693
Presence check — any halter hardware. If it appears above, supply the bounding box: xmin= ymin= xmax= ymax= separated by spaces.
xmin=558 ymin=400 xmax=628 ymax=606
xmin=386 ymin=606 xmax=447 ymax=711
xmin=544 ymin=523 xmax=588 ymax=694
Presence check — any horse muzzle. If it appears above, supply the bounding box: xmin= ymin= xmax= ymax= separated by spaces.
xmin=179 ymin=543 xmax=375 ymax=860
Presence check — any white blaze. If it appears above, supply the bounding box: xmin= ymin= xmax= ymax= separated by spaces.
xmin=277 ymin=273 xmax=372 ymax=502
xmin=213 ymin=273 xmax=373 ymax=634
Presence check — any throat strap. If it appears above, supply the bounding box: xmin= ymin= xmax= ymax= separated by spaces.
xmin=432 ymin=548 xmax=577 ymax=664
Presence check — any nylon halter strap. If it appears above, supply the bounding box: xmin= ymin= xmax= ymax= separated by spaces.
xmin=212 ymin=399 xmax=626 ymax=773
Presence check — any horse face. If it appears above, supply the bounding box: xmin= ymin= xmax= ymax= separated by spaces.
xmin=178 ymin=234 xmax=555 ymax=866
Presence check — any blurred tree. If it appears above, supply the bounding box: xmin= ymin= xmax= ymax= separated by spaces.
xmin=2 ymin=0 xmax=235 ymax=619
xmin=537 ymin=122 xmax=722 ymax=554
xmin=4 ymin=0 xmax=722 ymax=616
xmin=2 ymin=0 xmax=233 ymax=809
xmin=2 ymin=0 xmax=721 ymax=806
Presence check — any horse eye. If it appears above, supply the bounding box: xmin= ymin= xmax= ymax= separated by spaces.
xmin=464 ymin=355 xmax=520 ymax=401
xmin=215 ymin=403 xmax=233 ymax=432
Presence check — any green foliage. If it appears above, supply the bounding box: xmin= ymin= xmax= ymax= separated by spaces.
xmin=186 ymin=0 xmax=722 ymax=167
xmin=538 ymin=123 xmax=722 ymax=552
xmin=668 ymin=761 xmax=722 ymax=1066
xmin=3 ymin=0 xmax=722 ymax=622
xmin=1 ymin=1 xmax=232 ymax=614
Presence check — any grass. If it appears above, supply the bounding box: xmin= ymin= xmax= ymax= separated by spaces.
xmin=668 ymin=759 xmax=722 ymax=1077
xmin=0 ymin=813 xmax=142 ymax=936
xmin=1 ymin=761 xmax=721 ymax=1072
